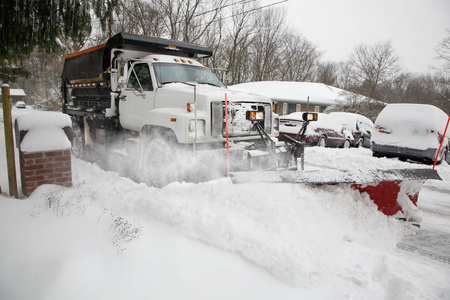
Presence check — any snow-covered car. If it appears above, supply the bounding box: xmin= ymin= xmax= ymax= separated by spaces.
xmin=15 ymin=101 xmax=26 ymax=109
xmin=279 ymin=112 xmax=352 ymax=148
xmin=329 ymin=112 xmax=374 ymax=148
xmin=371 ymin=103 xmax=449 ymax=164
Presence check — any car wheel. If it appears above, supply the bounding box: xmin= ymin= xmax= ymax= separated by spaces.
xmin=355 ymin=138 xmax=363 ymax=148
xmin=444 ymin=147 xmax=449 ymax=164
xmin=372 ymin=151 xmax=382 ymax=158
xmin=435 ymin=147 xmax=448 ymax=165
xmin=318 ymin=136 xmax=326 ymax=147
xmin=343 ymin=139 xmax=351 ymax=149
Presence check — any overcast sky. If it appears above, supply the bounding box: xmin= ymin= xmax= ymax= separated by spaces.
xmin=267 ymin=0 xmax=450 ymax=74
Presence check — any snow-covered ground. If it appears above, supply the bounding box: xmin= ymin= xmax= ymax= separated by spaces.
xmin=1 ymin=108 xmax=449 ymax=299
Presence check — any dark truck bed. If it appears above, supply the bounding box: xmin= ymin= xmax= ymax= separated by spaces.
xmin=61 ymin=33 xmax=213 ymax=84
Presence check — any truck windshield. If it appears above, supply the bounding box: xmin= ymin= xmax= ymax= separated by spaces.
xmin=153 ymin=62 xmax=226 ymax=88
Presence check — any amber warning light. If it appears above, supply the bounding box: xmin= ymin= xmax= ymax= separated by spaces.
xmin=246 ymin=111 xmax=264 ymax=121
xmin=302 ymin=112 xmax=318 ymax=122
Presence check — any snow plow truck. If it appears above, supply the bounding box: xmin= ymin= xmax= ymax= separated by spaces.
xmin=61 ymin=33 xmax=288 ymax=186
xmin=61 ymin=33 xmax=441 ymax=225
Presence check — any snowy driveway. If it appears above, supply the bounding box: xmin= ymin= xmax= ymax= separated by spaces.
xmin=1 ymin=109 xmax=449 ymax=299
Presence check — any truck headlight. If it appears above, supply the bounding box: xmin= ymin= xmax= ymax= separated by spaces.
xmin=246 ymin=111 xmax=264 ymax=121
xmin=189 ymin=119 xmax=205 ymax=132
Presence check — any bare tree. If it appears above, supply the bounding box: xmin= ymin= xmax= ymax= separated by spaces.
xmin=434 ymin=29 xmax=450 ymax=76
xmin=250 ymin=7 xmax=286 ymax=82
xmin=315 ymin=61 xmax=338 ymax=86
xmin=325 ymin=91 xmax=386 ymax=122
xmin=348 ymin=41 xmax=402 ymax=100
xmin=157 ymin=0 xmax=227 ymax=43
xmin=113 ymin=0 xmax=166 ymax=37
xmin=279 ymin=31 xmax=321 ymax=82
xmin=217 ymin=0 xmax=259 ymax=85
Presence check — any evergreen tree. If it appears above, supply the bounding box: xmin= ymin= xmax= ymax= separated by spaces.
xmin=0 ymin=0 xmax=118 ymax=83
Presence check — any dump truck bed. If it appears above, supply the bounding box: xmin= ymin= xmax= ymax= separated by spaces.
xmin=61 ymin=33 xmax=213 ymax=84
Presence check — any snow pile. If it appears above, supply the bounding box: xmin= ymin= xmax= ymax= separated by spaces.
xmin=1 ymin=109 xmax=450 ymax=299
xmin=72 ymin=159 xmax=412 ymax=287
xmin=15 ymin=112 xmax=72 ymax=152
xmin=302 ymin=147 xmax=430 ymax=171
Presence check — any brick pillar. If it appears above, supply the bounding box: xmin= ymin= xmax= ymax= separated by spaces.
xmin=20 ymin=149 xmax=72 ymax=197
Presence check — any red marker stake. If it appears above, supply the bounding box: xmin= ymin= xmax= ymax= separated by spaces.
xmin=433 ymin=115 xmax=450 ymax=169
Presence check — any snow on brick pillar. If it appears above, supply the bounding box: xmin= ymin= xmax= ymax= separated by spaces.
xmin=15 ymin=112 xmax=73 ymax=197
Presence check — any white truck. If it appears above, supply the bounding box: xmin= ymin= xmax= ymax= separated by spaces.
xmin=61 ymin=33 xmax=281 ymax=186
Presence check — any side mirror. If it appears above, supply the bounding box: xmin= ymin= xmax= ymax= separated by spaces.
xmin=302 ymin=112 xmax=318 ymax=122
xmin=118 ymin=76 xmax=126 ymax=87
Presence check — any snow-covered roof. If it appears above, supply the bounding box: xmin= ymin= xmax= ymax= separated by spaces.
xmin=0 ymin=88 xmax=26 ymax=97
xmin=229 ymin=81 xmax=344 ymax=106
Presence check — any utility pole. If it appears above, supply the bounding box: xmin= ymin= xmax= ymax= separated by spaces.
xmin=2 ymin=84 xmax=18 ymax=198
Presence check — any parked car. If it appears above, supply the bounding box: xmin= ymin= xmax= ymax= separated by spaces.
xmin=279 ymin=112 xmax=352 ymax=148
xmin=15 ymin=101 xmax=26 ymax=109
xmin=330 ymin=112 xmax=374 ymax=148
xmin=371 ymin=103 xmax=449 ymax=164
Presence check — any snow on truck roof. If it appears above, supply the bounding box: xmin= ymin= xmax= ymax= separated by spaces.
xmin=61 ymin=33 xmax=212 ymax=82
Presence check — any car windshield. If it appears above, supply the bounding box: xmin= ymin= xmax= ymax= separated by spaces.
xmin=153 ymin=62 xmax=226 ymax=88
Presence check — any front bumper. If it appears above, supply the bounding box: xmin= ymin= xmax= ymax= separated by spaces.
xmin=371 ymin=142 xmax=439 ymax=162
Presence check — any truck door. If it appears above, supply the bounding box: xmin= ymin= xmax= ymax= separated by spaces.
xmin=119 ymin=62 xmax=156 ymax=131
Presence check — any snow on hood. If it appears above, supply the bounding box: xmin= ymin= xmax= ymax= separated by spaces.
xmin=330 ymin=112 xmax=374 ymax=133
xmin=159 ymin=82 xmax=272 ymax=104
xmin=281 ymin=112 xmax=344 ymax=135
xmin=375 ymin=104 xmax=448 ymax=134
xmin=372 ymin=104 xmax=449 ymax=149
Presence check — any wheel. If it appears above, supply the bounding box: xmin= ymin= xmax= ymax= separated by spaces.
xmin=318 ymin=136 xmax=326 ymax=147
xmin=343 ymin=139 xmax=351 ymax=149
xmin=71 ymin=121 xmax=85 ymax=158
xmin=372 ymin=151 xmax=382 ymax=158
xmin=434 ymin=147 xmax=448 ymax=165
xmin=444 ymin=147 xmax=449 ymax=164
xmin=355 ymin=138 xmax=363 ymax=148
xmin=140 ymin=131 xmax=179 ymax=188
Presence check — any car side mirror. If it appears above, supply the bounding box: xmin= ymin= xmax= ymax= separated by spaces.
xmin=302 ymin=112 xmax=318 ymax=122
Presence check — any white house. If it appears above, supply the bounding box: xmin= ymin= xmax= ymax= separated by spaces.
xmin=229 ymin=81 xmax=346 ymax=116
xmin=0 ymin=88 xmax=27 ymax=104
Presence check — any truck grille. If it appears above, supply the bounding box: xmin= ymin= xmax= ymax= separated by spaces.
xmin=211 ymin=101 xmax=272 ymax=138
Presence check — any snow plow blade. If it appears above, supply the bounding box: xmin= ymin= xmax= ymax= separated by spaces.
xmin=230 ymin=168 xmax=441 ymax=219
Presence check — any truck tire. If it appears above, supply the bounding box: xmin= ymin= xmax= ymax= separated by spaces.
xmin=140 ymin=131 xmax=179 ymax=188
xmin=71 ymin=121 xmax=85 ymax=158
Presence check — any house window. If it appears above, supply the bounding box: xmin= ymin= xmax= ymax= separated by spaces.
xmin=288 ymin=103 xmax=297 ymax=114
xmin=282 ymin=103 xmax=288 ymax=115
xmin=315 ymin=105 xmax=320 ymax=112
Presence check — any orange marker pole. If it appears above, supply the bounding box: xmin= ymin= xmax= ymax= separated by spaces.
xmin=433 ymin=115 xmax=450 ymax=169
